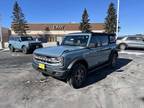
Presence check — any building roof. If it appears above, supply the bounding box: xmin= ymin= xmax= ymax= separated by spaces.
xmin=27 ymin=23 xmax=105 ymax=31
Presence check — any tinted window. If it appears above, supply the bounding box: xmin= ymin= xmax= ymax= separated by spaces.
xmin=127 ymin=37 xmax=137 ymax=40
xmin=13 ymin=37 xmax=17 ymax=41
xmin=9 ymin=37 xmax=13 ymax=40
xmin=98 ymin=36 xmax=109 ymax=46
xmin=62 ymin=35 xmax=89 ymax=47
xmin=89 ymin=36 xmax=101 ymax=47
xmin=135 ymin=37 xmax=143 ymax=41
xmin=21 ymin=37 xmax=33 ymax=41
xmin=127 ymin=37 xmax=144 ymax=41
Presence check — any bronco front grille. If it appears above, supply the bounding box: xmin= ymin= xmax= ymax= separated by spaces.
xmin=33 ymin=54 xmax=52 ymax=63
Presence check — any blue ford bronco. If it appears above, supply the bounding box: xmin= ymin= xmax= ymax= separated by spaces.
xmin=8 ymin=36 xmax=42 ymax=54
xmin=32 ymin=33 xmax=118 ymax=88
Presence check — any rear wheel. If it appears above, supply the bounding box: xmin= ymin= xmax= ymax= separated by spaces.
xmin=68 ymin=64 xmax=87 ymax=89
xmin=22 ymin=46 xmax=28 ymax=54
xmin=9 ymin=45 xmax=15 ymax=52
xmin=110 ymin=53 xmax=118 ymax=68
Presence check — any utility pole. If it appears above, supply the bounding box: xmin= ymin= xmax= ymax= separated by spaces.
xmin=0 ymin=14 xmax=3 ymax=49
xmin=116 ymin=0 xmax=120 ymax=38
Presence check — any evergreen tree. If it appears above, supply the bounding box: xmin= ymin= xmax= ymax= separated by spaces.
xmin=11 ymin=1 xmax=29 ymax=35
xmin=80 ymin=8 xmax=91 ymax=33
xmin=105 ymin=3 xmax=118 ymax=34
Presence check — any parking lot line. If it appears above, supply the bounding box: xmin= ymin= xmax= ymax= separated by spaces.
xmin=119 ymin=51 xmax=144 ymax=56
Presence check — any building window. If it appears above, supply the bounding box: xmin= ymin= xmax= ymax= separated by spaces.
xmin=48 ymin=36 xmax=55 ymax=42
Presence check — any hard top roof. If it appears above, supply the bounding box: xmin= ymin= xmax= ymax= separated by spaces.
xmin=10 ymin=35 xmax=32 ymax=37
xmin=69 ymin=32 xmax=116 ymax=36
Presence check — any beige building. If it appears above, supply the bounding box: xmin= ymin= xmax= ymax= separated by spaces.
xmin=11 ymin=23 xmax=105 ymax=42
xmin=1 ymin=27 xmax=11 ymax=48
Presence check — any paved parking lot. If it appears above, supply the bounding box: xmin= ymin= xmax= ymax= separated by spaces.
xmin=0 ymin=50 xmax=144 ymax=108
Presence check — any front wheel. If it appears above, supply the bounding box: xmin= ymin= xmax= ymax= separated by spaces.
xmin=22 ymin=46 xmax=28 ymax=54
xmin=68 ymin=64 xmax=87 ymax=89
xmin=9 ymin=45 xmax=15 ymax=52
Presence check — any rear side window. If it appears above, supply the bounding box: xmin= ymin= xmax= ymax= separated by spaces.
xmin=97 ymin=36 xmax=109 ymax=46
xmin=135 ymin=37 xmax=143 ymax=41
xmin=90 ymin=36 xmax=101 ymax=47
xmin=127 ymin=37 xmax=137 ymax=40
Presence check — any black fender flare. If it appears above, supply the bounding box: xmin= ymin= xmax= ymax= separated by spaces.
xmin=109 ymin=49 xmax=118 ymax=60
xmin=66 ymin=58 xmax=88 ymax=80
xmin=67 ymin=58 xmax=88 ymax=70
xmin=8 ymin=44 xmax=11 ymax=48
xmin=21 ymin=45 xmax=26 ymax=49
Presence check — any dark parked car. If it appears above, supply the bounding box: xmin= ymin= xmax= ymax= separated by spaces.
xmin=32 ymin=33 xmax=118 ymax=88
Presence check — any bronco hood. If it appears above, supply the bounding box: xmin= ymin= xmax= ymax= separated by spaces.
xmin=34 ymin=45 xmax=84 ymax=57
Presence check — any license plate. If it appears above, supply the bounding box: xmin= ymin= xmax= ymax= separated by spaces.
xmin=38 ymin=63 xmax=45 ymax=70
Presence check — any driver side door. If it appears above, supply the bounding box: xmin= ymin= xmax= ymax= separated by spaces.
xmin=15 ymin=37 xmax=22 ymax=49
xmin=86 ymin=36 xmax=102 ymax=68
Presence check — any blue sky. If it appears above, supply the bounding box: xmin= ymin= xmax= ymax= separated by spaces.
xmin=0 ymin=0 xmax=144 ymax=35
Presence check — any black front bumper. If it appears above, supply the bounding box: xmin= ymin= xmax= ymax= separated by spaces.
xmin=32 ymin=61 xmax=69 ymax=79
xmin=28 ymin=45 xmax=43 ymax=52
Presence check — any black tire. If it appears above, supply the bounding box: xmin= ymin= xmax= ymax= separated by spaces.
xmin=68 ymin=63 xmax=87 ymax=89
xmin=110 ymin=53 xmax=118 ymax=68
xmin=9 ymin=45 xmax=15 ymax=52
xmin=119 ymin=44 xmax=127 ymax=50
xmin=22 ymin=46 xmax=28 ymax=54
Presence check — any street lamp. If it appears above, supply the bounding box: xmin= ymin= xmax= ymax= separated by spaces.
xmin=0 ymin=14 xmax=3 ymax=49
xmin=116 ymin=0 xmax=120 ymax=38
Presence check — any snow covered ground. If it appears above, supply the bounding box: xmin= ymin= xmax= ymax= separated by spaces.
xmin=0 ymin=50 xmax=144 ymax=108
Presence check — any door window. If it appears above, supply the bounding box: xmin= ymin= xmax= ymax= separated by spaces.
xmin=89 ymin=36 xmax=101 ymax=47
xmin=136 ymin=37 xmax=143 ymax=41
xmin=9 ymin=37 xmax=14 ymax=41
xmin=127 ymin=37 xmax=137 ymax=41
xmin=127 ymin=37 xmax=144 ymax=42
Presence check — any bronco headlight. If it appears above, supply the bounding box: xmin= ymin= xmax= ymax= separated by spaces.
xmin=50 ymin=57 xmax=64 ymax=64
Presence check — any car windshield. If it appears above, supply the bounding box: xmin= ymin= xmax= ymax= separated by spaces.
xmin=21 ymin=37 xmax=33 ymax=41
xmin=61 ymin=35 xmax=89 ymax=47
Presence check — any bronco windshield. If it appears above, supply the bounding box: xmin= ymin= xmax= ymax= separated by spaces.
xmin=61 ymin=35 xmax=89 ymax=47
xmin=21 ymin=37 xmax=33 ymax=41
